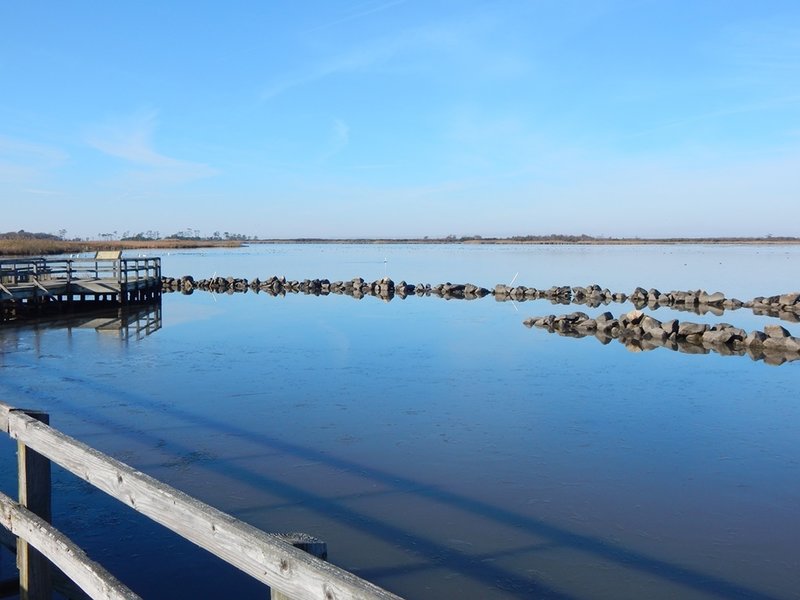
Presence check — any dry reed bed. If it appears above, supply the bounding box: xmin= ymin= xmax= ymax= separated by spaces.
xmin=0 ymin=239 xmax=241 ymax=257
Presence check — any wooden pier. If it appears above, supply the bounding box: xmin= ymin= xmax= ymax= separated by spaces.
xmin=0 ymin=254 xmax=161 ymax=322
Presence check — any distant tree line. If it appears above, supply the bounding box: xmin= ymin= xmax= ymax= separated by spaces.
xmin=0 ymin=230 xmax=61 ymax=240
xmin=4 ymin=230 xmax=800 ymax=244
xmin=121 ymin=230 xmax=257 ymax=241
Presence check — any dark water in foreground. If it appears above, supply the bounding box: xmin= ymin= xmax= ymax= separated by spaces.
xmin=1 ymin=244 xmax=799 ymax=599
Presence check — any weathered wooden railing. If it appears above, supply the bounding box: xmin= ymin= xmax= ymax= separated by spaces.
xmin=0 ymin=257 xmax=161 ymax=288
xmin=0 ymin=402 xmax=401 ymax=600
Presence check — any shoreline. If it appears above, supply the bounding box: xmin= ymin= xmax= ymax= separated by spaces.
xmin=2 ymin=236 xmax=799 ymax=257
xmin=0 ymin=239 xmax=242 ymax=257
xmin=253 ymin=237 xmax=800 ymax=246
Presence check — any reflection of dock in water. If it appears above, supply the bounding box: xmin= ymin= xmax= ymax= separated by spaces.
xmin=1 ymin=253 xmax=161 ymax=323
xmin=0 ymin=302 xmax=162 ymax=343
xmin=66 ymin=303 xmax=162 ymax=341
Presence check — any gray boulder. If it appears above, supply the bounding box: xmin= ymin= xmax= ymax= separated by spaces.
xmin=678 ymin=322 xmax=708 ymax=336
xmin=702 ymin=329 xmax=734 ymax=345
xmin=779 ymin=292 xmax=800 ymax=306
xmin=764 ymin=324 xmax=791 ymax=339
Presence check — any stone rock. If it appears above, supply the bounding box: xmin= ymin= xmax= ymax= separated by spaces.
xmin=784 ymin=337 xmax=800 ymax=352
xmin=565 ymin=311 xmax=590 ymax=322
xmin=678 ymin=322 xmax=708 ymax=337
xmin=684 ymin=333 xmax=704 ymax=344
xmin=621 ymin=310 xmax=644 ymax=327
xmin=764 ymin=324 xmax=791 ymax=339
xmin=702 ymin=329 xmax=734 ymax=345
xmin=700 ymin=291 xmax=725 ymax=305
xmin=763 ymin=337 xmax=790 ymax=351
xmin=779 ymin=292 xmax=800 ymax=306
xmin=723 ymin=298 xmax=743 ymax=309
xmin=640 ymin=315 xmax=663 ymax=333
xmin=644 ymin=329 xmax=668 ymax=342
xmin=661 ymin=319 xmax=679 ymax=335
xmin=745 ymin=331 xmax=767 ymax=346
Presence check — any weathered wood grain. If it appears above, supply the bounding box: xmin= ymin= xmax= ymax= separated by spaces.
xmin=0 ymin=402 xmax=10 ymax=432
xmin=6 ymin=411 xmax=402 ymax=600
xmin=17 ymin=410 xmax=52 ymax=600
xmin=272 ymin=534 xmax=328 ymax=600
xmin=0 ymin=492 xmax=140 ymax=600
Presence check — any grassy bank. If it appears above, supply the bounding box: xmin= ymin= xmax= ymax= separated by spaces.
xmin=4 ymin=236 xmax=798 ymax=257
xmin=0 ymin=239 xmax=242 ymax=257
xmin=254 ymin=236 xmax=800 ymax=245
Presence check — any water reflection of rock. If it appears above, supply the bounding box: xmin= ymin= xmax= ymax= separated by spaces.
xmin=160 ymin=276 xmax=800 ymax=323
xmin=524 ymin=310 xmax=800 ymax=366
xmin=162 ymin=275 xmax=491 ymax=301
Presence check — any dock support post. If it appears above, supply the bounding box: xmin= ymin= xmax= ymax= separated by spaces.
xmin=16 ymin=410 xmax=52 ymax=600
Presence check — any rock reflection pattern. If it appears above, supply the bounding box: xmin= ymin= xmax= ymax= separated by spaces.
xmin=525 ymin=309 xmax=800 ymax=366
xmin=159 ymin=276 xmax=800 ymax=325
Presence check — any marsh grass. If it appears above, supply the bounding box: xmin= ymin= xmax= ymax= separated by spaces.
xmin=0 ymin=239 xmax=242 ymax=257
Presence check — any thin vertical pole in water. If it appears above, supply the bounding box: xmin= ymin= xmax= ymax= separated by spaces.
xmin=17 ymin=410 xmax=52 ymax=600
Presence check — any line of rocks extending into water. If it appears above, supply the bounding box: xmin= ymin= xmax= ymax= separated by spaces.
xmin=161 ymin=275 xmax=491 ymax=300
xmin=160 ymin=276 xmax=800 ymax=322
xmin=524 ymin=310 xmax=800 ymax=365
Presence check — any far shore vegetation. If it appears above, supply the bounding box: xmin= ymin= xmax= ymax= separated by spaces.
xmin=1 ymin=230 xmax=798 ymax=257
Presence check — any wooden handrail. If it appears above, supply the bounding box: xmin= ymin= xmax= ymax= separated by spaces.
xmin=0 ymin=258 xmax=161 ymax=286
xmin=0 ymin=403 xmax=401 ymax=600
xmin=0 ymin=492 xmax=140 ymax=600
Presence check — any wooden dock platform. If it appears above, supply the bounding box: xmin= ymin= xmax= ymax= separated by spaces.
xmin=1 ymin=254 xmax=161 ymax=322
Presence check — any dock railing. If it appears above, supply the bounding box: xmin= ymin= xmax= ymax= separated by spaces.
xmin=0 ymin=259 xmax=50 ymax=287
xmin=0 ymin=402 xmax=401 ymax=600
xmin=0 ymin=257 xmax=161 ymax=289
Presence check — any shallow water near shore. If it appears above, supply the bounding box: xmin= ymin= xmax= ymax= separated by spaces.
xmin=1 ymin=244 xmax=799 ymax=599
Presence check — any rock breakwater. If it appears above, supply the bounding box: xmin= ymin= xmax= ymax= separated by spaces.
xmin=524 ymin=310 xmax=800 ymax=365
xmin=161 ymin=275 xmax=490 ymax=300
xmin=160 ymin=275 xmax=800 ymax=322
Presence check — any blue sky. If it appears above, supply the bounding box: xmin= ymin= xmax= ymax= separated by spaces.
xmin=1 ymin=1 xmax=799 ymax=238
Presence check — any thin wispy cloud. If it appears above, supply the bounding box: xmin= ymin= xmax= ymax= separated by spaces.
xmin=86 ymin=109 xmax=217 ymax=182
xmin=22 ymin=188 xmax=63 ymax=196
xmin=303 ymin=0 xmax=407 ymax=34
xmin=350 ymin=163 xmax=396 ymax=170
xmin=332 ymin=118 xmax=350 ymax=151
xmin=262 ymin=9 xmax=527 ymax=100
xmin=720 ymin=19 xmax=800 ymax=74
xmin=261 ymin=38 xmax=402 ymax=99
xmin=625 ymin=95 xmax=800 ymax=140
xmin=0 ymin=136 xmax=68 ymax=164
xmin=319 ymin=118 xmax=351 ymax=162
xmin=0 ymin=135 xmax=68 ymax=182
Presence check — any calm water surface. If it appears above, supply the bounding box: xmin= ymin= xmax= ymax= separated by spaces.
xmin=1 ymin=244 xmax=798 ymax=599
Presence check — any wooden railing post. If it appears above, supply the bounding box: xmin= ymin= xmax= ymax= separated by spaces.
xmin=16 ymin=410 xmax=52 ymax=600
xmin=270 ymin=534 xmax=328 ymax=600
xmin=1 ymin=403 xmax=400 ymax=600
